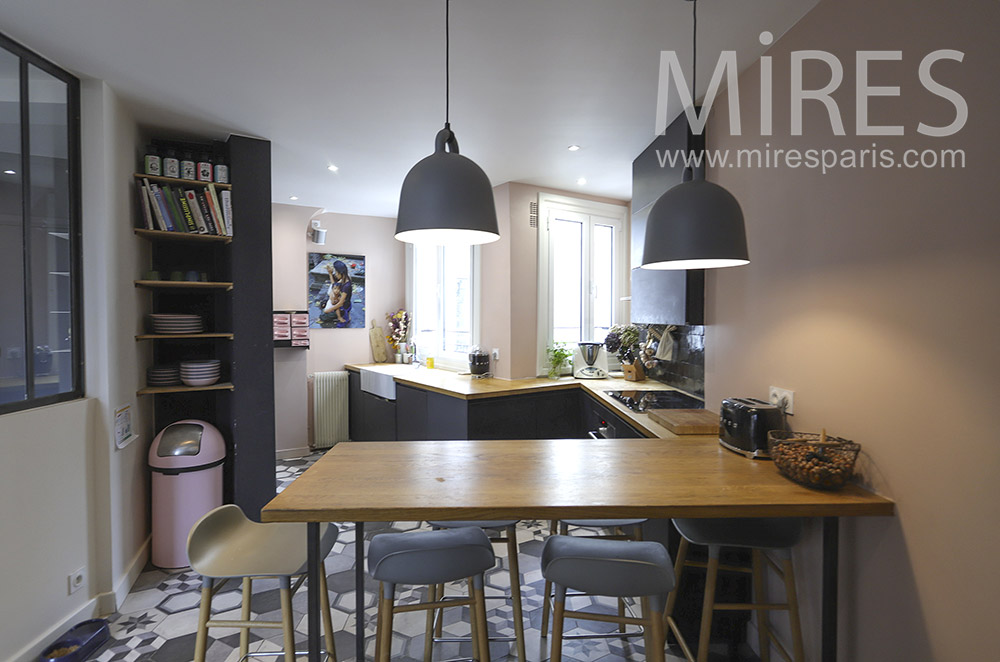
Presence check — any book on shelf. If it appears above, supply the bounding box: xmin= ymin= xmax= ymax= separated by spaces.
xmin=175 ymin=188 xmax=198 ymax=232
xmin=220 ymin=189 xmax=233 ymax=237
xmin=162 ymin=185 xmax=185 ymax=233
xmin=206 ymin=184 xmax=229 ymax=236
xmin=195 ymin=189 xmax=218 ymax=234
xmin=138 ymin=181 xmax=154 ymax=230
xmin=185 ymin=190 xmax=210 ymax=234
xmin=149 ymin=183 xmax=176 ymax=231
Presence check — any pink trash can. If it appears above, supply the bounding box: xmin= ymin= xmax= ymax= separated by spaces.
xmin=148 ymin=420 xmax=226 ymax=569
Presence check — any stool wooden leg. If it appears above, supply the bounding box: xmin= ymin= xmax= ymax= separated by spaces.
xmin=423 ymin=583 xmax=437 ymax=662
xmin=434 ymin=584 xmax=445 ymax=638
xmin=697 ymin=554 xmax=720 ymax=662
xmin=664 ymin=538 xmax=689 ymax=634
xmin=279 ymin=577 xmax=296 ymax=662
xmin=240 ymin=577 xmax=252 ymax=660
xmin=782 ymin=558 xmax=805 ymax=662
xmin=193 ymin=578 xmax=213 ymax=662
xmin=471 ymin=576 xmax=491 ymax=662
xmin=505 ymin=526 xmax=527 ymax=662
xmin=319 ymin=567 xmax=337 ymax=662
xmin=641 ymin=596 xmax=654 ymax=657
xmin=376 ymin=584 xmax=395 ymax=662
xmin=647 ymin=604 xmax=666 ymax=662
xmin=540 ymin=520 xmax=558 ymax=635
xmin=752 ymin=550 xmax=771 ymax=662
xmin=550 ymin=585 xmax=566 ymax=662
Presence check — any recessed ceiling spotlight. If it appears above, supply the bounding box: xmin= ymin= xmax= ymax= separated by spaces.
xmin=3 ymin=170 xmax=15 ymax=175
xmin=567 ymin=145 xmax=581 ymax=152
xmin=576 ymin=177 xmax=587 ymax=186
xmin=289 ymin=195 xmax=299 ymax=201
xmin=327 ymin=164 xmax=339 ymax=173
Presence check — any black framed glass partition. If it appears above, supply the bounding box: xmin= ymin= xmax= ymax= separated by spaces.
xmin=0 ymin=32 xmax=82 ymax=414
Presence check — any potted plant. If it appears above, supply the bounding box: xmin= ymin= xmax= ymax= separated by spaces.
xmin=545 ymin=343 xmax=573 ymax=380
xmin=604 ymin=324 xmax=645 ymax=381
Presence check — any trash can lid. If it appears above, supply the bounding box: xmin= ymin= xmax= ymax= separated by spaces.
xmin=148 ymin=419 xmax=226 ymax=469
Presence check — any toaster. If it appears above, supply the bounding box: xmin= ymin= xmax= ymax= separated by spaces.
xmin=719 ymin=397 xmax=786 ymax=459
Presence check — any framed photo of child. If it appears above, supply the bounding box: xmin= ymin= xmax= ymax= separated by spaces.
xmin=307 ymin=253 xmax=366 ymax=329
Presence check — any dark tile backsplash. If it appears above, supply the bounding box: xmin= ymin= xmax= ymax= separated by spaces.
xmin=640 ymin=324 xmax=705 ymax=398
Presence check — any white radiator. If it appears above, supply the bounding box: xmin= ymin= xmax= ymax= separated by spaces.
xmin=313 ymin=370 xmax=349 ymax=448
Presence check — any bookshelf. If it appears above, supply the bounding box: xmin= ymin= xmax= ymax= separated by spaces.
xmin=135 ymin=135 xmax=275 ymax=518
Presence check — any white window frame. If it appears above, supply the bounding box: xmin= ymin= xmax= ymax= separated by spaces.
xmin=405 ymin=243 xmax=481 ymax=371
xmin=536 ymin=193 xmax=628 ymax=376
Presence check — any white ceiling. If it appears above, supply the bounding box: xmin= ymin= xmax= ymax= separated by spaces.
xmin=0 ymin=0 xmax=818 ymax=218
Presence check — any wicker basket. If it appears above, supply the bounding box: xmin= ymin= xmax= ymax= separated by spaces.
xmin=767 ymin=430 xmax=860 ymax=490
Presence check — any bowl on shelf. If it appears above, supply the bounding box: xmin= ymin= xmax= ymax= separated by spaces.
xmin=180 ymin=360 xmax=221 ymax=387
xmin=767 ymin=430 xmax=860 ymax=490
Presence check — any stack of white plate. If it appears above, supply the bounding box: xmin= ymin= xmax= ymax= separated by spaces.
xmin=147 ymin=365 xmax=181 ymax=387
xmin=150 ymin=313 xmax=203 ymax=334
xmin=180 ymin=360 xmax=221 ymax=386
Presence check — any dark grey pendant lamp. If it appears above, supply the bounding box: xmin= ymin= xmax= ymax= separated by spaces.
xmin=641 ymin=0 xmax=748 ymax=270
xmin=395 ymin=0 xmax=499 ymax=245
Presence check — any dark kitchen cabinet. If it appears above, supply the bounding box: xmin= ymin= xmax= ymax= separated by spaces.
xmin=348 ymin=370 xmax=397 ymax=441
xmin=581 ymin=392 xmax=644 ymax=438
xmin=630 ymin=113 xmax=705 ymax=326
xmin=468 ymin=389 xmax=582 ymax=440
xmin=396 ymin=383 xmax=428 ymax=440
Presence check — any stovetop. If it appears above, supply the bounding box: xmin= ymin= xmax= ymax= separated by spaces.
xmin=605 ymin=389 xmax=704 ymax=412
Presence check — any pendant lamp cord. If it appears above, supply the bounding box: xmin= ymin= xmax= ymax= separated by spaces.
xmin=445 ymin=0 xmax=451 ymax=130
xmin=691 ymin=0 xmax=697 ymax=103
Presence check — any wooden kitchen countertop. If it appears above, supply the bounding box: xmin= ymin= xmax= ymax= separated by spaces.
xmin=344 ymin=363 xmax=706 ymax=440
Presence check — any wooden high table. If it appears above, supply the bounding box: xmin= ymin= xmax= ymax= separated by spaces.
xmin=262 ymin=438 xmax=894 ymax=662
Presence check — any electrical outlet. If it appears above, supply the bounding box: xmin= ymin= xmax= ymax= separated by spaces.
xmin=769 ymin=386 xmax=795 ymax=415
xmin=68 ymin=567 xmax=85 ymax=595
xmin=491 ymin=348 xmax=500 ymax=361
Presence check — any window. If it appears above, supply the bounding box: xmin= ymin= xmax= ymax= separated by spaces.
xmin=537 ymin=194 xmax=627 ymax=374
xmin=0 ymin=33 xmax=82 ymax=415
xmin=408 ymin=243 xmax=479 ymax=369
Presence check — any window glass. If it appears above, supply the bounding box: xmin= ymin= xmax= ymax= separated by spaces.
xmin=551 ymin=217 xmax=583 ymax=343
xmin=412 ymin=244 xmax=477 ymax=365
xmin=27 ymin=64 xmax=74 ymax=398
xmin=0 ymin=47 xmax=25 ymax=406
xmin=0 ymin=33 xmax=81 ymax=414
xmin=592 ymin=223 xmax=615 ymax=342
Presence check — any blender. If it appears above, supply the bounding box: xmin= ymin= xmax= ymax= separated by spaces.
xmin=573 ymin=342 xmax=609 ymax=379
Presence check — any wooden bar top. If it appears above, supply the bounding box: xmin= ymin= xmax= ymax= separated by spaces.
xmin=262 ymin=438 xmax=895 ymax=523
xmin=344 ymin=363 xmax=692 ymax=438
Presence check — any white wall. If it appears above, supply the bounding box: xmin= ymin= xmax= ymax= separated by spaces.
xmin=705 ymin=0 xmax=999 ymax=659
xmin=0 ymin=80 xmax=148 ymax=662
xmin=271 ymin=204 xmax=404 ymax=451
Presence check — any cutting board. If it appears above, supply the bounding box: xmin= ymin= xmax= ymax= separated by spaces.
xmin=369 ymin=320 xmax=388 ymax=363
xmin=647 ymin=408 xmax=720 ymax=435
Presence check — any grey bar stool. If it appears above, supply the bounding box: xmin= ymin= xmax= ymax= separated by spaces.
xmin=541 ymin=518 xmax=647 ymax=637
xmin=665 ymin=518 xmax=806 ymax=662
xmin=186 ymin=504 xmax=340 ymax=662
xmin=368 ymin=526 xmax=496 ymax=662
xmin=541 ymin=535 xmax=675 ymax=662
xmin=425 ymin=520 xmax=526 ymax=662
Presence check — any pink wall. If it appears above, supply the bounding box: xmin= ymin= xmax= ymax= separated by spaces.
xmin=271 ymin=204 xmax=404 ymax=452
xmin=705 ymin=0 xmax=999 ymax=658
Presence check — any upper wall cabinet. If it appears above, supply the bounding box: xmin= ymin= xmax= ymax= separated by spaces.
xmin=630 ymin=113 xmax=705 ymax=326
